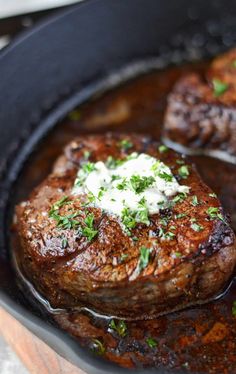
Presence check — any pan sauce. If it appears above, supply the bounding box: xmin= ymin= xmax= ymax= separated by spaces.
xmin=13 ymin=60 xmax=236 ymax=373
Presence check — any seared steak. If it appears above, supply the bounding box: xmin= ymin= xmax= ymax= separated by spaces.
xmin=163 ymin=49 xmax=236 ymax=163
xmin=15 ymin=133 xmax=236 ymax=320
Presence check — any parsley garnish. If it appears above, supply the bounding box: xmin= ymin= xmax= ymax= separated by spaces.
xmin=82 ymin=161 xmax=96 ymax=174
xmin=130 ymin=175 xmax=155 ymax=194
xmin=158 ymin=145 xmax=168 ymax=153
xmin=106 ymin=156 xmax=124 ymax=169
xmin=175 ymin=213 xmax=187 ymax=219
xmin=92 ymin=339 xmax=105 ymax=355
xmin=157 ymin=171 xmax=173 ymax=182
xmin=206 ymin=207 xmax=225 ymax=222
xmin=212 ymin=78 xmax=229 ymax=97
xmin=139 ymin=246 xmax=151 ymax=271
xmin=178 ymin=165 xmax=189 ymax=179
xmin=172 ymin=193 xmax=187 ymax=205
xmin=82 ymin=213 xmax=98 ymax=241
xmin=146 ymin=337 xmax=158 ymax=348
xmin=49 ymin=198 xmax=80 ymax=230
xmin=109 ymin=319 xmax=127 ymax=337
xmin=191 ymin=222 xmax=203 ymax=232
xmin=174 ymin=252 xmax=182 ymax=258
xmin=119 ymin=139 xmax=133 ymax=151
xmin=191 ymin=195 xmax=199 ymax=206
xmin=121 ymin=207 xmax=137 ymax=232
xmin=116 ymin=178 xmax=128 ymax=191
xmin=232 ymin=60 xmax=236 ymax=68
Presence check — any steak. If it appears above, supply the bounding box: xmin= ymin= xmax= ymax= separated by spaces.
xmin=163 ymin=49 xmax=236 ymax=163
xmin=15 ymin=133 xmax=236 ymax=320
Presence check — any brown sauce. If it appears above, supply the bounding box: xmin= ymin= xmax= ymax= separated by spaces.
xmin=13 ymin=60 xmax=236 ymax=373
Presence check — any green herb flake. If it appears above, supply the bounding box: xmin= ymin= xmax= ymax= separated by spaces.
xmin=176 ymin=159 xmax=185 ymax=165
xmin=212 ymin=78 xmax=229 ymax=97
xmin=116 ymin=178 xmax=128 ymax=191
xmin=174 ymin=252 xmax=182 ymax=258
xmin=139 ymin=246 xmax=151 ymax=271
xmin=178 ymin=165 xmax=189 ymax=179
xmin=157 ymin=171 xmax=173 ymax=182
xmin=82 ymin=161 xmax=96 ymax=174
xmin=206 ymin=207 xmax=225 ymax=223
xmin=158 ymin=145 xmax=168 ymax=153
xmin=109 ymin=319 xmax=127 ymax=337
xmin=119 ymin=139 xmax=133 ymax=151
xmin=82 ymin=213 xmax=98 ymax=241
xmin=106 ymin=156 xmax=124 ymax=169
xmin=191 ymin=195 xmax=199 ymax=206
xmin=172 ymin=193 xmax=187 ymax=205
xmin=232 ymin=301 xmax=236 ymax=317
xmin=146 ymin=337 xmax=158 ymax=349
xmin=92 ymin=339 xmax=105 ymax=355
xmin=175 ymin=213 xmax=187 ymax=219
xmin=130 ymin=175 xmax=155 ymax=194
xmin=191 ymin=222 xmax=203 ymax=232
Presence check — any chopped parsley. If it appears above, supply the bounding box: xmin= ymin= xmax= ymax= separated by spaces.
xmin=172 ymin=192 xmax=187 ymax=205
xmin=157 ymin=171 xmax=173 ymax=182
xmin=106 ymin=156 xmax=124 ymax=169
xmin=232 ymin=60 xmax=236 ymax=68
xmin=206 ymin=207 xmax=225 ymax=222
xmin=146 ymin=337 xmax=158 ymax=348
xmin=92 ymin=339 xmax=105 ymax=355
xmin=130 ymin=175 xmax=155 ymax=194
xmin=191 ymin=195 xmax=199 ymax=206
xmin=191 ymin=222 xmax=203 ymax=232
xmin=158 ymin=145 xmax=168 ymax=153
xmin=178 ymin=165 xmax=189 ymax=179
xmin=174 ymin=252 xmax=182 ymax=258
xmin=176 ymin=159 xmax=185 ymax=165
xmin=116 ymin=178 xmax=128 ymax=191
xmin=232 ymin=301 xmax=236 ymax=317
xmin=121 ymin=207 xmax=137 ymax=232
xmin=109 ymin=319 xmax=127 ymax=337
xmin=82 ymin=161 xmax=96 ymax=174
xmin=139 ymin=246 xmax=151 ymax=271
xmin=82 ymin=213 xmax=98 ymax=241
xmin=212 ymin=78 xmax=229 ymax=97
xmin=119 ymin=139 xmax=133 ymax=151
xmin=175 ymin=213 xmax=187 ymax=219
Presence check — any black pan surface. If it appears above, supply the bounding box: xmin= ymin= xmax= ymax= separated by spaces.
xmin=1 ymin=0 xmax=236 ymax=372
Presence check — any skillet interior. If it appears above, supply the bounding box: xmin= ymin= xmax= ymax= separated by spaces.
xmin=1 ymin=0 xmax=236 ymax=372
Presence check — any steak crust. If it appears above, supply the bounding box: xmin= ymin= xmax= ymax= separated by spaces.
xmin=163 ymin=49 xmax=236 ymax=163
xmin=15 ymin=133 xmax=236 ymax=319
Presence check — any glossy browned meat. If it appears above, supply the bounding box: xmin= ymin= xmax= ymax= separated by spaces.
xmin=163 ymin=49 xmax=236 ymax=162
xmin=15 ymin=133 xmax=236 ymax=319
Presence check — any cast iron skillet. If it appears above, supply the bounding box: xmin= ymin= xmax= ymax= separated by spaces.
xmin=1 ymin=0 xmax=236 ymax=372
